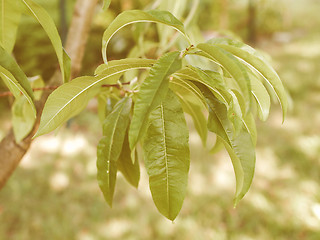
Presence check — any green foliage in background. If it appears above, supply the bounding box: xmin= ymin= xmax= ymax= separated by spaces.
xmin=0 ymin=0 xmax=287 ymax=220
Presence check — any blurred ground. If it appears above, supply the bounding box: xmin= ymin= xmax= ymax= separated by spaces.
xmin=1 ymin=0 xmax=320 ymax=239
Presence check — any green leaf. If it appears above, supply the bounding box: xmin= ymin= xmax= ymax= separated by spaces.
xmin=20 ymin=0 xmax=70 ymax=82
xmin=196 ymin=43 xmax=252 ymax=112
xmin=249 ymin=73 xmax=270 ymax=121
xmin=173 ymin=66 xmax=243 ymax=134
xmin=173 ymin=67 xmax=230 ymax=106
xmin=207 ymin=38 xmax=287 ymax=120
xmin=97 ymin=97 xmax=132 ymax=206
xmin=117 ymin=132 xmax=140 ymax=188
xmin=170 ymin=78 xmax=207 ymax=146
xmin=197 ymin=83 xmax=255 ymax=205
xmin=12 ymin=96 xmax=36 ymax=142
xmin=143 ymin=90 xmax=190 ymax=221
xmin=129 ymin=51 xmax=182 ymax=150
xmin=28 ymin=75 xmax=44 ymax=100
xmin=36 ymin=59 xmax=154 ymax=137
xmin=102 ymin=9 xmax=188 ymax=63
xmin=210 ymin=137 xmax=224 ymax=154
xmin=0 ymin=0 xmax=22 ymax=52
xmin=0 ymin=45 xmax=34 ymax=99
xmin=95 ymin=58 xmax=155 ymax=76
xmin=0 ymin=66 xmax=36 ymax=115
xmin=102 ymin=0 xmax=111 ymax=10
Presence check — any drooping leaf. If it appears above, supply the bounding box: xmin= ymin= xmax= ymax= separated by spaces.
xmin=20 ymin=0 xmax=70 ymax=82
xmin=231 ymin=90 xmax=257 ymax=145
xmin=97 ymin=97 xmax=132 ymax=206
xmin=207 ymin=37 xmax=287 ymax=120
xmin=0 ymin=0 xmax=22 ymax=52
xmin=12 ymin=96 xmax=36 ymax=142
xmin=0 ymin=66 xmax=36 ymax=115
xmin=36 ymin=59 xmax=154 ymax=137
xmin=102 ymin=9 xmax=188 ymax=63
xmin=143 ymin=90 xmax=190 ymax=221
xmin=195 ymin=43 xmax=252 ymax=112
xmin=197 ymin=83 xmax=255 ymax=206
xmin=173 ymin=66 xmax=243 ymax=134
xmin=129 ymin=51 xmax=182 ymax=150
xmin=173 ymin=66 xmax=230 ymax=106
xmin=248 ymin=66 xmax=271 ymax=121
xmin=118 ymin=132 xmax=140 ymax=188
xmin=170 ymin=77 xmax=207 ymax=145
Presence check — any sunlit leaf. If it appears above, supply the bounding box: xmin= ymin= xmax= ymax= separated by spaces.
xmin=197 ymin=83 xmax=255 ymax=206
xmin=0 ymin=0 xmax=22 ymax=52
xmin=129 ymin=51 xmax=182 ymax=150
xmin=118 ymin=132 xmax=140 ymax=188
xmin=12 ymin=96 xmax=36 ymax=142
xmin=97 ymin=97 xmax=132 ymax=206
xmin=20 ymin=0 xmax=70 ymax=82
xmin=36 ymin=59 xmax=154 ymax=137
xmin=174 ymin=66 xmax=243 ymax=134
xmin=143 ymin=90 xmax=190 ymax=221
xmin=102 ymin=9 xmax=188 ymax=63
xmin=195 ymin=43 xmax=252 ymax=112
xmin=207 ymin=37 xmax=287 ymax=120
xmin=249 ymin=66 xmax=271 ymax=121
xmin=170 ymin=78 xmax=207 ymax=146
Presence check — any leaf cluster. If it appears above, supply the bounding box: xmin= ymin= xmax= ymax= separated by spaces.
xmin=0 ymin=1 xmax=287 ymax=220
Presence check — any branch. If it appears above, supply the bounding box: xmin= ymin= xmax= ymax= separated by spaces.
xmin=0 ymin=0 xmax=100 ymax=189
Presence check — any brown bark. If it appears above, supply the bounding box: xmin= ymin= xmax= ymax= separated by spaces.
xmin=0 ymin=0 xmax=99 ymax=189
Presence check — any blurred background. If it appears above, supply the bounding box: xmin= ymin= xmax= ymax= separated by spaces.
xmin=1 ymin=0 xmax=320 ymax=239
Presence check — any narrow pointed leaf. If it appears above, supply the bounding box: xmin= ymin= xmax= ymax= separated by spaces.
xmin=97 ymin=97 xmax=132 ymax=206
xmin=0 ymin=0 xmax=22 ymax=52
xmin=36 ymin=60 xmax=153 ymax=137
xmin=20 ymin=0 xmax=70 ymax=82
xmin=196 ymin=43 xmax=252 ymax=112
xmin=197 ymin=83 xmax=255 ymax=205
xmin=170 ymin=78 xmax=207 ymax=145
xmin=207 ymin=38 xmax=287 ymax=120
xmin=118 ymin=132 xmax=140 ymax=188
xmin=248 ymin=69 xmax=271 ymax=121
xmin=35 ymin=75 xmax=115 ymax=137
xmin=0 ymin=66 xmax=36 ymax=115
xmin=129 ymin=51 xmax=182 ymax=150
xmin=143 ymin=90 xmax=190 ymax=221
xmin=102 ymin=10 xmax=188 ymax=63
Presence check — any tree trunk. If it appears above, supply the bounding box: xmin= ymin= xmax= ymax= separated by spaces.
xmin=0 ymin=0 xmax=99 ymax=190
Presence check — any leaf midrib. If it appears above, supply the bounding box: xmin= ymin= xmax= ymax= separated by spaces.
xmin=160 ymin=103 xmax=170 ymax=215
xmin=106 ymin=100 xmax=127 ymax=188
xmin=40 ymin=66 xmax=147 ymax=132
